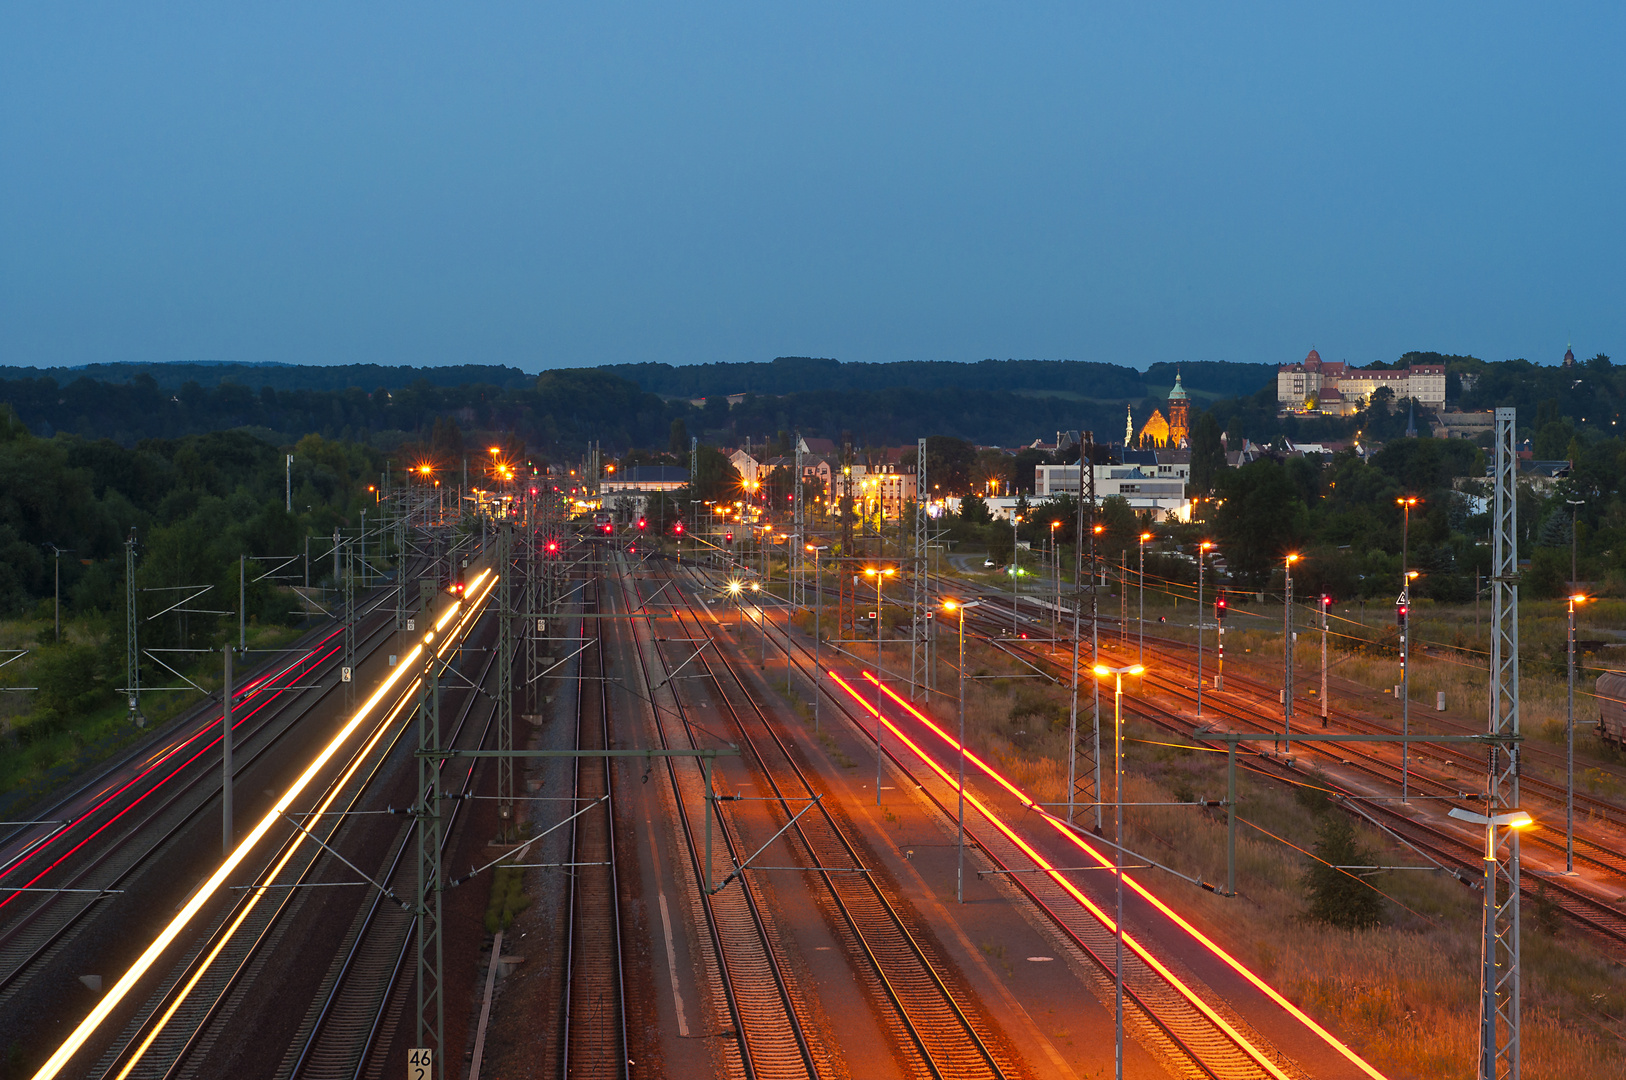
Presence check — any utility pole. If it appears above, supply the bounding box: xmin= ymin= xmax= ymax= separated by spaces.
xmin=1480 ymin=406 xmax=1523 ymax=1080
xmin=1069 ymin=435 xmax=1102 ymax=832
xmin=911 ymin=437 xmax=928 ymax=701
xmin=415 ymin=640 xmax=444 ymax=1078
xmin=239 ymin=554 xmax=247 ymax=651
xmin=1398 ymin=495 xmax=1419 ymax=800
xmin=1283 ymin=553 xmax=1298 ymax=751
xmin=45 ymin=543 xmax=69 ymax=643
xmin=1566 ymin=499 xmax=1585 ymax=593
xmin=497 ymin=522 xmax=515 ymax=840
xmin=125 ymin=528 xmax=143 ymax=727
xmin=1320 ymin=594 xmax=1330 ymax=727
xmin=286 ymin=453 xmax=293 ymax=513
xmin=222 ymin=645 xmax=233 ymax=854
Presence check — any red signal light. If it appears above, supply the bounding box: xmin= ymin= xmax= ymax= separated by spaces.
xmin=674 ymin=522 xmax=684 ymax=535
xmin=725 ymin=532 xmax=734 ymax=544
xmin=1396 ymin=604 xmax=1408 ymax=625
xmin=637 ymin=517 xmax=647 ymax=530
xmin=1215 ymin=593 xmax=1227 ymax=619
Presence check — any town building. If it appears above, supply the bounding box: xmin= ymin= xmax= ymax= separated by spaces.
xmin=1032 ymin=449 xmax=1192 ymax=521
xmin=1275 ymin=349 xmax=1446 ymax=415
xmin=598 ymin=465 xmax=689 ymax=515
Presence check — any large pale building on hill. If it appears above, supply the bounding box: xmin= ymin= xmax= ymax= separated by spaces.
xmin=1276 ymin=349 xmax=1445 ymax=415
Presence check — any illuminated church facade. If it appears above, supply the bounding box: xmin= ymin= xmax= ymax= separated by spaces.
xmin=1132 ymin=372 xmax=1190 ymax=449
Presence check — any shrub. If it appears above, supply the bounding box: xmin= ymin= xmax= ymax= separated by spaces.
xmin=1303 ymin=813 xmax=1385 ymax=929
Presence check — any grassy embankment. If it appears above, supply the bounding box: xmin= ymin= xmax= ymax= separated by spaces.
xmin=0 ymin=613 xmax=307 ymax=815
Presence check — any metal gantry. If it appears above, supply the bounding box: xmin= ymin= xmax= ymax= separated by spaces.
xmin=124 ymin=528 xmax=143 ymax=726
xmin=496 ymin=522 xmax=516 ymax=839
xmin=791 ymin=437 xmax=807 ymax=610
xmin=910 ymin=437 xmax=930 ymax=701
xmin=1070 ymin=434 xmax=1102 ymax=830
xmin=1482 ymin=406 xmax=1523 ymax=1080
xmin=415 ymin=631 xmax=444 ymax=1077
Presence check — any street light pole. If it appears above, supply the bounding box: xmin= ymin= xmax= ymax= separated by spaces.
xmin=1397 ymin=496 xmax=1419 ymax=800
xmin=1567 ymin=593 xmax=1585 ymax=873
xmin=1566 ymin=499 xmax=1585 ymax=593
xmin=1138 ymin=532 xmax=1151 ymax=663
xmin=1320 ymin=594 xmax=1330 ymax=727
xmin=808 ymin=544 xmax=827 ymax=733
xmin=946 ymin=599 xmax=982 ymax=902
xmin=866 ymin=566 xmax=895 ymax=805
xmin=1283 ymin=553 xmax=1299 ymax=752
xmin=1197 ymin=541 xmax=1212 ymax=720
xmin=1093 ymin=661 xmax=1145 ymax=1080
xmin=1011 ymin=514 xmax=1022 ymax=635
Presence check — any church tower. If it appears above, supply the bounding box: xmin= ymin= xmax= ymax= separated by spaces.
xmin=1124 ymin=405 xmax=1134 ymax=447
xmin=1167 ymin=371 xmax=1190 ymax=448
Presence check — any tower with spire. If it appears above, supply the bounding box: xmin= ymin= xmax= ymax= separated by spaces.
xmin=1124 ymin=404 xmax=1134 ymax=447
xmin=1167 ymin=370 xmax=1190 ymax=448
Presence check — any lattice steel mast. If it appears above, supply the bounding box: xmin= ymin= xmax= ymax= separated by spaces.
xmin=1481 ymin=405 xmax=1523 ymax=1079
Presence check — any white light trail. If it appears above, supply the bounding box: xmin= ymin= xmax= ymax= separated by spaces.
xmin=33 ymin=569 xmax=494 ymax=1080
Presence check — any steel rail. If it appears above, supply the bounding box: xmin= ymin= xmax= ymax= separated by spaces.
xmin=96 ymin=578 xmax=500 ymax=1079
xmin=662 ymin=567 xmax=1011 ymax=1080
xmin=724 ymin=565 xmax=1292 ymax=1080
xmin=615 ymin=553 xmax=818 ymax=1080
xmin=0 ymin=611 xmax=402 ymax=1007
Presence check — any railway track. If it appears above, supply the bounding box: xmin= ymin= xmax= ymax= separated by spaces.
xmin=281 ymin=596 xmax=504 ymax=1080
xmin=0 ymin=600 xmax=402 ymax=1015
xmin=657 ymin=565 xmax=1018 ymax=1080
xmin=615 ymin=552 xmax=823 ymax=1080
xmin=74 ymin=570 xmax=498 ymax=1079
xmin=560 ymin=568 xmax=629 ymax=1080
xmin=953 ymin=598 xmax=1626 ymax=954
xmin=679 ymin=561 xmax=1302 ymax=1080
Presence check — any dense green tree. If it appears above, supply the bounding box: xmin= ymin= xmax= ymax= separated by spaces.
xmin=1188 ymin=411 xmax=1226 ymax=500
xmin=1213 ymin=459 xmax=1308 ymax=587
xmin=1303 ymin=814 xmax=1385 ymax=929
xmin=684 ymin=444 xmax=743 ymax=504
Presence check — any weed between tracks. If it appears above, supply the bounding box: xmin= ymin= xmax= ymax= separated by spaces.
xmin=925 ymin=635 xmax=1626 ymax=1080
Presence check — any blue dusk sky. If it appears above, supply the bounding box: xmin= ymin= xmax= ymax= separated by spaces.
xmin=1 ymin=3 xmax=1621 ymax=372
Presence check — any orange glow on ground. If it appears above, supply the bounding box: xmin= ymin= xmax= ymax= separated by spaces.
xmin=849 ymin=671 xmax=1388 ymax=1080
xmin=827 ymin=672 xmax=1291 ymax=1079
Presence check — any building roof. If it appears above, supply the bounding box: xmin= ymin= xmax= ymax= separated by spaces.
xmin=1168 ymin=372 xmax=1187 ymax=401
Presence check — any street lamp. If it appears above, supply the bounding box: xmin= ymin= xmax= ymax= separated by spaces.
xmin=1283 ymin=553 xmax=1300 ymax=751
xmin=727 ymin=579 xmax=743 ymax=636
xmin=1566 ymin=593 xmax=1588 ymax=872
xmin=943 ymin=598 xmax=983 ymax=903
xmin=1196 ymin=541 xmax=1214 ymax=721
xmin=1138 ymin=532 xmax=1152 ymax=662
xmin=865 ymin=566 xmax=897 ymax=805
xmin=1448 ymin=804 xmax=1535 ymax=1079
xmin=1093 ymin=661 xmax=1145 ymax=1080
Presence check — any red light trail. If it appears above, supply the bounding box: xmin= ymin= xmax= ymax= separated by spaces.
xmin=837 ymin=670 xmax=1387 ymax=1080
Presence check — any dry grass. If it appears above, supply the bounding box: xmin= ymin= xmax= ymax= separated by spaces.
xmin=922 ymin=635 xmax=1626 ymax=1080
